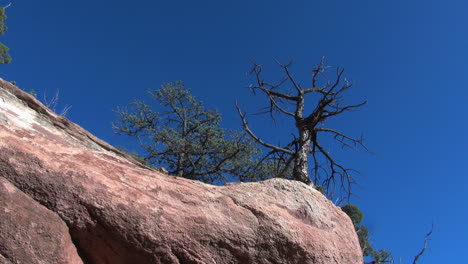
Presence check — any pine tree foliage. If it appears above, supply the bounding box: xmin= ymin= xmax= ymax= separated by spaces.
xmin=113 ymin=81 xmax=262 ymax=184
xmin=341 ymin=204 xmax=392 ymax=263
xmin=0 ymin=6 xmax=11 ymax=64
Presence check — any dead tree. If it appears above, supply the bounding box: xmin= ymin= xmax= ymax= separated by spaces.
xmin=413 ymin=224 xmax=433 ymax=264
xmin=236 ymin=58 xmax=367 ymax=196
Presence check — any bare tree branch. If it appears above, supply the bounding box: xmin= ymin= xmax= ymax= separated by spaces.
xmin=253 ymin=84 xmax=299 ymax=101
xmin=238 ymin=59 xmax=368 ymax=197
xmin=322 ymin=100 xmax=368 ymax=118
xmin=275 ymin=59 xmax=303 ymax=93
xmin=249 ymin=63 xmax=299 ymax=101
xmin=258 ymin=91 xmax=296 ymax=118
xmin=413 ymin=224 xmax=434 ymax=264
xmin=59 ymin=105 xmax=72 ymax=116
xmin=235 ymin=101 xmax=294 ymax=155
xmin=316 ymin=127 xmax=368 ymax=151
xmin=42 ymin=89 xmax=72 ymax=116
xmin=313 ymin=137 xmax=355 ymax=198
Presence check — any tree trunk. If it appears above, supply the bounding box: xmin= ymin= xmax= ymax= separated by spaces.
xmin=293 ymin=128 xmax=312 ymax=185
xmin=176 ymin=153 xmax=185 ymax=177
xmin=177 ymin=113 xmax=188 ymax=177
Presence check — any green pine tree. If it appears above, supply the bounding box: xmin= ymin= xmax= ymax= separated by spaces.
xmin=341 ymin=204 xmax=393 ymax=263
xmin=0 ymin=5 xmax=11 ymax=64
xmin=113 ymin=81 xmax=262 ymax=184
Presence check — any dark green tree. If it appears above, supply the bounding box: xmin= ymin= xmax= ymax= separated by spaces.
xmin=113 ymin=81 xmax=261 ymax=184
xmin=341 ymin=204 xmax=392 ymax=263
xmin=371 ymin=250 xmax=392 ymax=264
xmin=0 ymin=4 xmax=11 ymax=64
xmin=341 ymin=203 xmax=364 ymax=225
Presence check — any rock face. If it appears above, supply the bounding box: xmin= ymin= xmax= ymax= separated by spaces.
xmin=0 ymin=79 xmax=363 ymax=264
xmin=0 ymin=177 xmax=83 ymax=264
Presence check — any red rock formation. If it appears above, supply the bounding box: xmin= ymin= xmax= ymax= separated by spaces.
xmin=0 ymin=177 xmax=83 ymax=264
xmin=0 ymin=79 xmax=363 ymax=264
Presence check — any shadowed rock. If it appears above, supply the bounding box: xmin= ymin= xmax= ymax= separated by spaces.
xmin=0 ymin=177 xmax=83 ymax=264
xmin=0 ymin=79 xmax=362 ymax=264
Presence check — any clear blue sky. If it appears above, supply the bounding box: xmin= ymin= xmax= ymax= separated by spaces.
xmin=2 ymin=0 xmax=467 ymax=262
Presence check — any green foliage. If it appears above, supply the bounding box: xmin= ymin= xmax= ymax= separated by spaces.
xmin=371 ymin=249 xmax=392 ymax=263
xmin=113 ymin=81 xmax=261 ymax=184
xmin=313 ymin=185 xmax=325 ymax=194
xmin=356 ymin=225 xmax=374 ymax=257
xmin=341 ymin=204 xmax=364 ymax=225
xmin=0 ymin=6 xmax=11 ymax=64
xmin=342 ymin=204 xmax=393 ymax=263
xmin=237 ymin=152 xmax=295 ymax=182
xmin=0 ymin=6 xmax=7 ymax=34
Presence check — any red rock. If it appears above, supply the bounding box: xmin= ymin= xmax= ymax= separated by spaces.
xmin=0 ymin=177 xmax=83 ymax=264
xmin=0 ymin=79 xmax=362 ymax=264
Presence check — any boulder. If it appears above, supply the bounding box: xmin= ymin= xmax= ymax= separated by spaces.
xmin=0 ymin=79 xmax=362 ymax=264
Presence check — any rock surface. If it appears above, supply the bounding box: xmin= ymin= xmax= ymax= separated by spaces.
xmin=0 ymin=79 xmax=363 ymax=264
xmin=0 ymin=177 xmax=83 ymax=264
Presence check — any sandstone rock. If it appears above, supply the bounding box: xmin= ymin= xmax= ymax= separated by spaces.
xmin=0 ymin=79 xmax=362 ymax=264
xmin=0 ymin=177 xmax=83 ymax=264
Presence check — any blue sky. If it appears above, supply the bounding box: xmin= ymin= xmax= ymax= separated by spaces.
xmin=2 ymin=0 xmax=467 ymax=262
